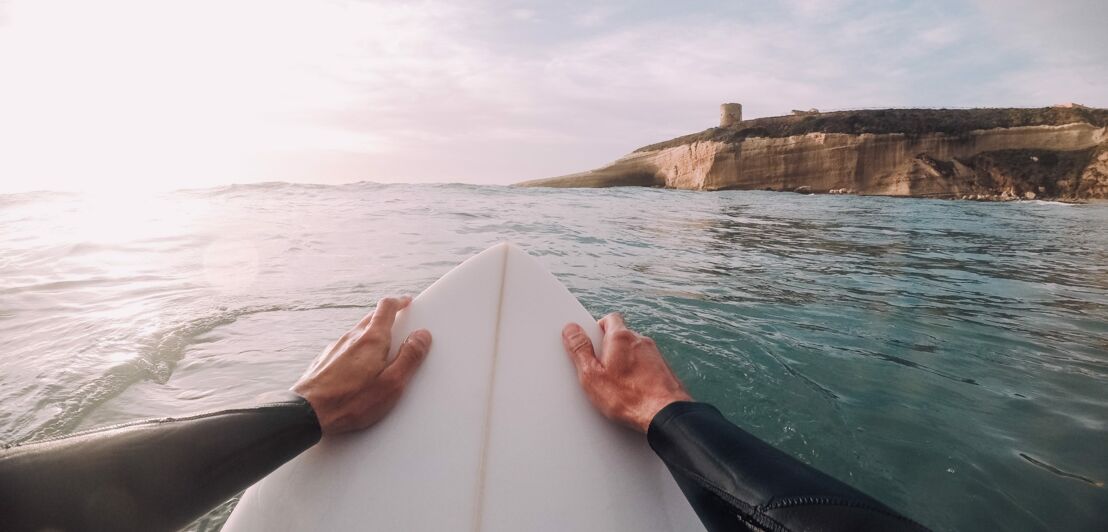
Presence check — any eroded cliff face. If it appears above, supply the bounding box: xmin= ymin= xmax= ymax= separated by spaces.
xmin=518 ymin=111 xmax=1108 ymax=201
xmin=1076 ymin=142 xmax=1108 ymax=198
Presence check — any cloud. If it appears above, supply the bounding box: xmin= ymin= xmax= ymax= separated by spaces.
xmin=572 ymin=6 xmax=620 ymax=28
xmin=968 ymin=0 xmax=1108 ymax=107
xmin=781 ymin=0 xmax=851 ymax=19
xmin=0 ymin=0 xmax=1104 ymax=192
xmin=973 ymin=0 xmax=1108 ymax=61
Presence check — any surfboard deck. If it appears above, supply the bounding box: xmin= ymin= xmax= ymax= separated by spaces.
xmin=224 ymin=243 xmax=701 ymax=531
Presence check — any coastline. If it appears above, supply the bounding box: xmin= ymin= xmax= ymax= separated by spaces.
xmin=517 ymin=106 xmax=1108 ymax=202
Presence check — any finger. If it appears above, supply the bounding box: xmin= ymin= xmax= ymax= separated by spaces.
xmin=598 ymin=312 xmax=627 ymax=333
xmin=381 ymin=329 xmax=432 ymax=386
xmin=364 ymin=295 xmax=412 ymax=333
xmin=562 ymin=323 xmax=599 ymax=371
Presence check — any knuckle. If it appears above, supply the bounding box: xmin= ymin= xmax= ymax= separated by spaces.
xmin=377 ymin=373 xmax=402 ymax=394
xmin=610 ymin=330 xmax=637 ymax=344
xmin=406 ymin=349 xmax=429 ymax=365
xmin=407 ymin=334 xmax=431 ymax=354
xmin=377 ymin=296 xmax=400 ymax=311
xmin=360 ymin=330 xmax=389 ymax=345
xmin=402 ymin=343 xmax=423 ymax=359
xmin=580 ymin=360 xmax=603 ymax=378
xmin=570 ymin=337 xmax=592 ymax=354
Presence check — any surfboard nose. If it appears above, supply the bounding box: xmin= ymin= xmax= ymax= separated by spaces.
xmin=226 ymin=242 xmax=699 ymax=532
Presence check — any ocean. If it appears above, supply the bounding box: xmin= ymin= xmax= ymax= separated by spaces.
xmin=1 ymin=183 xmax=1105 ymax=531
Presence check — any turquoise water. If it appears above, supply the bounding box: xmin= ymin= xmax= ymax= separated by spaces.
xmin=1 ymin=183 xmax=1105 ymax=531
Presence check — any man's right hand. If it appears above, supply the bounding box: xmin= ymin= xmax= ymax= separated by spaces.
xmin=562 ymin=313 xmax=692 ymax=433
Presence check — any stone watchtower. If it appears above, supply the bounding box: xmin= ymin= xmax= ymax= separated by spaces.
xmin=720 ymin=102 xmax=743 ymax=127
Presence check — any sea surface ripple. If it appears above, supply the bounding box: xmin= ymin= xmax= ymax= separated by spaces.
xmin=0 ymin=183 xmax=1105 ymax=531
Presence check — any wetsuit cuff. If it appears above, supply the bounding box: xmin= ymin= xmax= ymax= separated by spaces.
xmin=647 ymin=401 xmax=718 ymax=445
xmin=260 ymin=391 xmax=318 ymax=411
xmin=257 ymin=390 xmax=322 ymax=432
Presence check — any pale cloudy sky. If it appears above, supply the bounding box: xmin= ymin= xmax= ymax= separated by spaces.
xmin=0 ymin=0 xmax=1105 ymax=193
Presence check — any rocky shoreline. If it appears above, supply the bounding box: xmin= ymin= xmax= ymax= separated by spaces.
xmin=517 ymin=106 xmax=1108 ymax=202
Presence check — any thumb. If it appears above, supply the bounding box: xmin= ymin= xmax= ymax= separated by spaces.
xmin=382 ymin=329 xmax=432 ymax=385
xmin=562 ymin=323 xmax=599 ymax=372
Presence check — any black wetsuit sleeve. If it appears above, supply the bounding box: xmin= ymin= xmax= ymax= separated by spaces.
xmin=648 ymin=402 xmax=928 ymax=532
xmin=0 ymin=392 xmax=321 ymax=532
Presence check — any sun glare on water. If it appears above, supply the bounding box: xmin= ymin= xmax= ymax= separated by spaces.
xmin=17 ymin=186 xmax=262 ymax=294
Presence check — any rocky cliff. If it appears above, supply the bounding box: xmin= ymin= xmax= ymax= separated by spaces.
xmin=517 ymin=107 xmax=1108 ymax=200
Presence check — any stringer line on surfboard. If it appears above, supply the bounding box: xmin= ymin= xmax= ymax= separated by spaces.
xmin=472 ymin=243 xmax=509 ymax=531
xmin=223 ymin=242 xmax=702 ymax=532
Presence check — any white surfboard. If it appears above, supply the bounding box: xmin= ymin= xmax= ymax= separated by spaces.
xmin=224 ymin=243 xmax=701 ymax=531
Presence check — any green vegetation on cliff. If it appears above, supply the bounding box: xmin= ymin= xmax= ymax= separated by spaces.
xmin=637 ymin=107 xmax=1108 ymax=152
xmin=520 ymin=105 xmax=1108 ymax=200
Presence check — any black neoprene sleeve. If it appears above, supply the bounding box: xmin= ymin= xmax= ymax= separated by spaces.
xmin=0 ymin=392 xmax=320 ymax=532
xmin=2 ymin=395 xmax=930 ymax=532
xmin=648 ymin=401 xmax=929 ymax=532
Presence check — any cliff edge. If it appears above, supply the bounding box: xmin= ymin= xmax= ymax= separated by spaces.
xmin=517 ymin=107 xmax=1108 ymax=201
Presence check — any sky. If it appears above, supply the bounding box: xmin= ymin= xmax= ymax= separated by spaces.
xmin=0 ymin=0 xmax=1105 ymax=193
